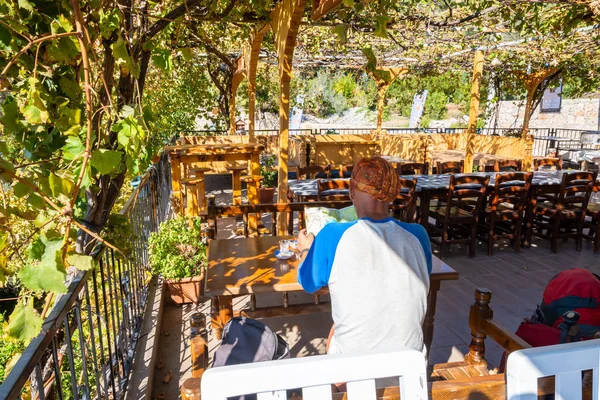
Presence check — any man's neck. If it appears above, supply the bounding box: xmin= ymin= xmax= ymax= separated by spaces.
xmin=356 ymin=209 xmax=390 ymax=221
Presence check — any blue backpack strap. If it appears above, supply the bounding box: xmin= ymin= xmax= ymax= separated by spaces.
xmin=541 ymin=296 xmax=597 ymax=326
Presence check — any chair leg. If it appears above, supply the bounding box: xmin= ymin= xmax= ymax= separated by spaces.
xmin=440 ymin=228 xmax=448 ymax=260
xmin=469 ymin=223 xmax=477 ymax=258
xmin=594 ymin=221 xmax=600 ymax=254
xmin=551 ymin=218 xmax=560 ymax=254
xmin=488 ymin=219 xmax=495 ymax=257
xmin=576 ymin=220 xmax=584 ymax=252
xmin=514 ymin=220 xmax=522 ymax=254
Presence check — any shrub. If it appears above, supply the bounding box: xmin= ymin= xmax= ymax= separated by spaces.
xmin=148 ymin=217 xmax=206 ymax=280
xmin=260 ymin=154 xmax=277 ymax=188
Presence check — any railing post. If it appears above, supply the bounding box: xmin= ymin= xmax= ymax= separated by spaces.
xmin=465 ymin=288 xmax=493 ymax=367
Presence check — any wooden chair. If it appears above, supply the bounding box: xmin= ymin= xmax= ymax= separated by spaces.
xmin=534 ymin=157 xmax=562 ymax=171
xmin=391 ymin=177 xmax=418 ymax=222
xmin=316 ymin=179 xmax=350 ymax=201
xmin=436 ymin=160 xmax=464 ymax=174
xmin=583 ymin=182 xmax=600 ymax=253
xmin=294 ymin=165 xmax=330 ymax=180
xmin=427 ymin=174 xmax=490 ymax=258
xmin=333 ymin=164 xmax=353 ymax=178
xmin=398 ymin=162 xmax=429 ymax=175
xmin=532 ymin=171 xmax=597 ymax=253
xmin=481 ymin=172 xmax=533 ymax=256
xmin=492 ymin=159 xmax=522 ymax=172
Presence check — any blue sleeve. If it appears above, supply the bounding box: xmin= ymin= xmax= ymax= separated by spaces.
xmin=297 ymin=222 xmax=354 ymax=294
xmin=397 ymin=222 xmax=433 ymax=275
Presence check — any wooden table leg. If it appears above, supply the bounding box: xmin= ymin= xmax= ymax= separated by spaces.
xmin=210 ymin=296 xmax=232 ymax=340
xmin=211 ymin=295 xmax=233 ymax=340
xmin=231 ymin=169 xmax=243 ymax=205
xmin=423 ymin=280 xmax=441 ymax=359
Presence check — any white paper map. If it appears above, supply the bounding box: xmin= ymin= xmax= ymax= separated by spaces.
xmin=305 ymin=206 xmax=358 ymax=235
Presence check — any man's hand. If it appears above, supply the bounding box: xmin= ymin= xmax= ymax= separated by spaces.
xmin=298 ymin=229 xmax=315 ymax=252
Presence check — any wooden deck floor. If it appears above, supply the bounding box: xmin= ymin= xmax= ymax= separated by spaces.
xmin=150 ymin=188 xmax=600 ymax=398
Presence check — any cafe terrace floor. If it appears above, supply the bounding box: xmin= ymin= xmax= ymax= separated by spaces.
xmin=150 ymin=186 xmax=600 ymax=400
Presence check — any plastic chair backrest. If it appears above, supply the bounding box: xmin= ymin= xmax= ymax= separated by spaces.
xmin=201 ymin=347 xmax=429 ymax=400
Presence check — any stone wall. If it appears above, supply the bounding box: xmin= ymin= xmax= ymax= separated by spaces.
xmin=486 ymin=98 xmax=600 ymax=131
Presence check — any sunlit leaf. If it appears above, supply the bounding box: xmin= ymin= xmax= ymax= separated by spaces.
xmin=67 ymin=254 xmax=94 ymax=271
xmin=152 ymin=48 xmax=173 ymax=71
xmin=112 ymin=36 xmax=132 ymax=76
xmin=332 ymin=24 xmax=348 ymax=45
xmin=61 ymin=136 xmax=84 ymax=161
xmin=48 ymin=173 xmax=73 ymax=197
xmin=12 ymin=181 xmax=32 ymax=198
xmin=374 ymin=15 xmax=391 ymax=39
xmin=17 ymin=0 xmax=33 ymax=11
xmin=90 ymin=149 xmax=122 ymax=175
xmin=0 ymin=98 xmax=20 ymax=134
xmin=7 ymin=300 xmax=42 ymax=342
xmin=19 ymin=239 xmax=67 ymax=293
xmin=59 ymin=76 xmax=82 ymax=99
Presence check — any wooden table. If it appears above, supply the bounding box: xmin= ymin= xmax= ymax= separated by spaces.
xmin=165 ymin=143 xmax=264 ymax=217
xmin=377 ymin=155 xmax=415 ymax=168
xmin=205 ymin=236 xmax=459 ymax=353
xmin=431 ymin=149 xmax=518 ymax=171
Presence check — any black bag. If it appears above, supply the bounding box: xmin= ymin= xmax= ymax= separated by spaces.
xmin=212 ymin=316 xmax=290 ymax=400
xmin=213 ymin=316 xmax=290 ymax=367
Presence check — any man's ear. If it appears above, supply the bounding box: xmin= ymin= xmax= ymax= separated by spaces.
xmin=349 ymin=187 xmax=354 ymax=200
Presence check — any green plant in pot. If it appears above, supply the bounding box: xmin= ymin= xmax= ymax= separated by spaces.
xmin=148 ymin=216 xmax=206 ymax=304
xmin=260 ymin=154 xmax=277 ymax=203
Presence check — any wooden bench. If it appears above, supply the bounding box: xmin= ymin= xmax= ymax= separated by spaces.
xmin=182 ymin=287 xmax=592 ymax=399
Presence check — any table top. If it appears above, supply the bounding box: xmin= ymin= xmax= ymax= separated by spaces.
xmin=288 ymin=170 xmax=598 ymax=197
xmin=205 ymin=236 xmax=458 ymax=296
xmin=560 ymin=149 xmax=600 ymax=163
xmin=378 ymin=155 xmax=414 ymax=164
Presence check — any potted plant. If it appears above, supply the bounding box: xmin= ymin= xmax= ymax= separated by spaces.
xmin=260 ymin=154 xmax=277 ymax=203
xmin=148 ymin=217 xmax=206 ymax=304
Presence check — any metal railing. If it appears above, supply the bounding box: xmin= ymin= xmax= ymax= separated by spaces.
xmin=0 ymin=154 xmax=173 ymax=400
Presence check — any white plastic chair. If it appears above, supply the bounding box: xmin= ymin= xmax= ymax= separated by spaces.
xmin=201 ymin=347 xmax=428 ymax=400
xmin=506 ymin=339 xmax=600 ymax=400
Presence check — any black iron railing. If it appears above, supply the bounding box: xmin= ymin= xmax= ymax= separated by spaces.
xmin=0 ymin=154 xmax=173 ymax=400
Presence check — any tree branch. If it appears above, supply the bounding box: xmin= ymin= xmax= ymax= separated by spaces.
xmin=429 ymin=6 xmax=500 ymax=27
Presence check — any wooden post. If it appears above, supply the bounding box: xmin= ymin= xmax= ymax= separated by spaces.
xmin=464 ymin=50 xmax=484 ymax=174
xmin=244 ymin=25 xmax=270 ymax=142
xmin=189 ymin=313 xmax=208 ymax=379
xmin=512 ymin=68 xmax=558 ymax=171
xmin=230 ymin=56 xmax=247 ymax=135
xmin=376 ymin=85 xmax=388 ymax=136
xmin=271 ymin=0 xmax=307 ymax=235
xmin=169 ymin=154 xmax=183 ymax=215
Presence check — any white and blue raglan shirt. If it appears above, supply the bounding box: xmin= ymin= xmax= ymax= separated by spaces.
xmin=298 ymin=217 xmax=432 ymax=354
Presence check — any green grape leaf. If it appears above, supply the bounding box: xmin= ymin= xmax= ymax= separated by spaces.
xmin=26 ymin=193 xmax=46 ymax=209
xmin=7 ymin=300 xmax=42 ymax=343
xmin=0 ymin=156 xmax=15 ymax=181
xmin=0 ymin=140 xmax=8 ymax=155
xmin=0 ymin=99 xmax=20 ymax=134
xmin=152 ymin=48 xmax=173 ymax=71
xmin=12 ymin=181 xmax=32 ymax=198
xmin=180 ymin=47 xmax=193 ymax=61
xmin=374 ymin=15 xmax=391 ymax=39
xmin=119 ymin=105 xmax=135 ymax=118
xmin=99 ymin=9 xmax=120 ymax=39
xmin=62 ymin=136 xmax=84 ymax=161
xmin=48 ymin=173 xmax=74 ymax=197
xmin=0 ymin=231 xmax=7 ymax=252
xmin=67 ymin=254 xmax=94 ymax=271
xmin=27 ymin=238 xmax=45 ymax=260
xmin=22 ymin=104 xmax=48 ymax=125
xmin=17 ymin=0 xmax=33 ymax=11
xmin=0 ymin=24 xmax=10 ymax=47
xmin=59 ymin=76 xmax=82 ymax=99
xmin=112 ymin=36 xmax=132 ymax=76
xmin=90 ymin=149 xmax=122 ymax=175
xmin=342 ymin=0 xmax=355 ymax=6
xmin=332 ymin=24 xmax=348 ymax=45
xmin=20 ymin=239 xmax=67 ymax=293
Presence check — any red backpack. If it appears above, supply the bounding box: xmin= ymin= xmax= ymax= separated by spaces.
xmin=516 ymin=268 xmax=600 ymax=347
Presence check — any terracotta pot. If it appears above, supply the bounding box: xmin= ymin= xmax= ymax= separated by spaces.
xmin=259 ymin=187 xmax=275 ymax=203
xmin=165 ymin=275 xmax=204 ymax=305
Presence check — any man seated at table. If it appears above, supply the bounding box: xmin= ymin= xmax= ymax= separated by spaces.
xmin=297 ymin=156 xmax=432 ymax=355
